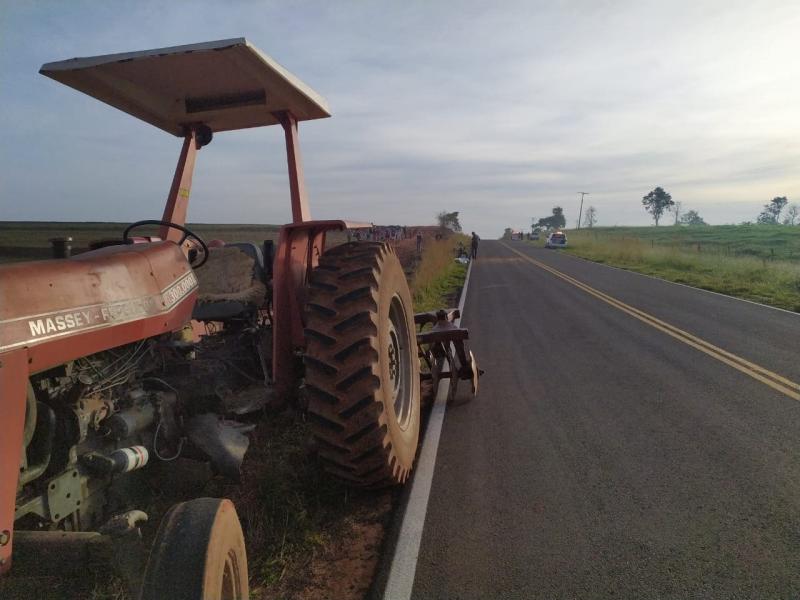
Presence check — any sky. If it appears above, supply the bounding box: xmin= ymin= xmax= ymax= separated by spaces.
xmin=2 ymin=0 xmax=800 ymax=237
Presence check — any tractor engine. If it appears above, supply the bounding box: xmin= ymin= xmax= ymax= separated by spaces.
xmin=15 ymin=315 xmax=270 ymax=534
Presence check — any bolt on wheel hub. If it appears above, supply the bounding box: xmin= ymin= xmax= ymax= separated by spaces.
xmin=388 ymin=295 xmax=413 ymax=430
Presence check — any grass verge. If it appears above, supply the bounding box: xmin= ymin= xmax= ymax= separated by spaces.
xmin=553 ymin=227 xmax=800 ymax=312
xmin=209 ymin=414 xmax=390 ymax=599
xmin=410 ymin=234 xmax=469 ymax=312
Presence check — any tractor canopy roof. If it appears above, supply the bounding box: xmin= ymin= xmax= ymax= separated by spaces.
xmin=40 ymin=38 xmax=331 ymax=136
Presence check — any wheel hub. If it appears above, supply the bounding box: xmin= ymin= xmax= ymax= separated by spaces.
xmin=388 ymin=295 xmax=413 ymax=430
xmin=388 ymin=335 xmax=400 ymax=382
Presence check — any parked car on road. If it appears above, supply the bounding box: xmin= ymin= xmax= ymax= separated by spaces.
xmin=545 ymin=231 xmax=568 ymax=248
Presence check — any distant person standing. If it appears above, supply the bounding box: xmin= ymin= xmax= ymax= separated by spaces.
xmin=471 ymin=232 xmax=480 ymax=259
xmin=416 ymin=232 xmax=423 ymax=254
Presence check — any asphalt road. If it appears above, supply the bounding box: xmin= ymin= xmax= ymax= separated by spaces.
xmin=410 ymin=240 xmax=800 ymax=599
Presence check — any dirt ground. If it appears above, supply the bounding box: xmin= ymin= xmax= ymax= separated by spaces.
xmin=259 ymin=494 xmax=392 ymax=600
xmin=196 ymin=395 xmax=397 ymax=600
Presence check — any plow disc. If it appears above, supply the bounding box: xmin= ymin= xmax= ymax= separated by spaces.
xmin=416 ymin=309 xmax=483 ymax=403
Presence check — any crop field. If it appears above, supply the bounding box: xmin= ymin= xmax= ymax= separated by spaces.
xmin=0 ymin=221 xmax=305 ymax=262
xmin=566 ymin=224 xmax=800 ymax=261
xmin=545 ymin=225 xmax=800 ymax=312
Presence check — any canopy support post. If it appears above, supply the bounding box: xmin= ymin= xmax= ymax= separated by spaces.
xmin=276 ymin=111 xmax=310 ymax=224
xmin=160 ymin=129 xmax=199 ymax=241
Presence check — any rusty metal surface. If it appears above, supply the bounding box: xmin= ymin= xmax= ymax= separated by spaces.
xmin=271 ymin=220 xmax=352 ymax=403
xmin=0 ymin=350 xmax=29 ymax=574
xmin=276 ymin=111 xmax=310 ymax=224
xmin=160 ymin=130 xmax=199 ymax=241
xmin=0 ymin=243 xmax=197 ymax=371
xmin=416 ymin=309 xmax=482 ymax=404
xmin=414 ymin=308 xmax=460 ymax=325
xmin=40 ymin=38 xmax=330 ymax=136
xmin=416 ymin=328 xmax=469 ymax=345
xmin=10 ymin=531 xmax=114 ymax=570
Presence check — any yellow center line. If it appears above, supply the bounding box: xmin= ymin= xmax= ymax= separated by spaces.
xmin=500 ymin=242 xmax=800 ymax=402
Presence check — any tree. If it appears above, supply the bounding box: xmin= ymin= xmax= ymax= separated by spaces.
xmin=583 ymin=206 xmax=597 ymax=228
xmin=782 ymin=204 xmax=799 ymax=226
xmin=757 ymin=196 xmax=788 ymax=224
xmin=680 ymin=209 xmax=706 ymax=226
xmin=536 ymin=206 xmax=566 ymax=230
xmin=436 ymin=210 xmax=462 ymax=232
xmin=552 ymin=206 xmax=566 ymax=229
xmin=671 ymin=201 xmax=683 ymax=225
xmin=642 ymin=187 xmax=674 ymax=226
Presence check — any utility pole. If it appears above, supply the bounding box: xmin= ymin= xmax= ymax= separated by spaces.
xmin=577 ymin=192 xmax=589 ymax=229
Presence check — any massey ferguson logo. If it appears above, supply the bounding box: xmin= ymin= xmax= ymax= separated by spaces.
xmin=0 ymin=271 xmax=199 ymax=350
xmin=29 ymin=310 xmax=101 ymax=336
xmin=27 ymin=297 xmax=158 ymax=337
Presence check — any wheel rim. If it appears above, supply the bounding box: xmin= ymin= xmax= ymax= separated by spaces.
xmin=388 ymin=294 xmax=413 ymax=430
xmin=220 ymin=549 xmax=243 ymax=600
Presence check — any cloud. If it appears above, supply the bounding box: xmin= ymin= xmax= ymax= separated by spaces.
xmin=2 ymin=1 xmax=800 ymax=235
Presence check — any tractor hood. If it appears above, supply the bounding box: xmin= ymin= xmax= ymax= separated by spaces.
xmin=40 ymin=38 xmax=331 ymax=136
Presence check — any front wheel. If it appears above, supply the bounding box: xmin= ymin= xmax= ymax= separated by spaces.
xmin=304 ymin=242 xmax=421 ymax=487
xmin=139 ymin=498 xmax=248 ymax=600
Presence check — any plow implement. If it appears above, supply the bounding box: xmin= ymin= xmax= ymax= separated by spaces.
xmin=416 ymin=308 xmax=482 ymax=403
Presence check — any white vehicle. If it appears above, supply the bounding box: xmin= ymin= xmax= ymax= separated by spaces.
xmin=545 ymin=231 xmax=568 ymax=248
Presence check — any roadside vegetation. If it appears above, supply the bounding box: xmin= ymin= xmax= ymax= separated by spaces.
xmin=558 ymin=226 xmax=800 ymax=312
xmin=211 ymin=414 xmax=385 ymax=600
xmin=410 ymin=233 xmax=469 ymax=312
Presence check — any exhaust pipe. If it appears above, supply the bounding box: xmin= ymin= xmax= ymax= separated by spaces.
xmin=49 ymin=237 xmax=72 ymax=259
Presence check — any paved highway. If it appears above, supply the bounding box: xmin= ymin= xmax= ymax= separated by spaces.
xmin=406 ymin=240 xmax=800 ymax=599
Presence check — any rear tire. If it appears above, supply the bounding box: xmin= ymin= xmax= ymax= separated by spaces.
xmin=304 ymin=242 xmax=420 ymax=486
xmin=139 ymin=498 xmax=248 ymax=600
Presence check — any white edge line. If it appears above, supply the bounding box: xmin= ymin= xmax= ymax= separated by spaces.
xmin=519 ymin=241 xmax=799 ymax=318
xmin=382 ymin=258 xmax=473 ymax=600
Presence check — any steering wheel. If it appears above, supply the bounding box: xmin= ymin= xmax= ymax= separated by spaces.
xmin=122 ymin=219 xmax=209 ymax=268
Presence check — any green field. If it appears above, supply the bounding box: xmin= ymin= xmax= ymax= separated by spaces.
xmin=538 ymin=225 xmax=800 ymax=312
xmin=0 ymin=221 xmax=349 ymax=262
xmin=565 ymin=224 xmax=800 ymax=261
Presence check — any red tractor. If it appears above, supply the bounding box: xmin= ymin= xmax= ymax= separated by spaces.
xmin=0 ymin=39 xmax=480 ymax=598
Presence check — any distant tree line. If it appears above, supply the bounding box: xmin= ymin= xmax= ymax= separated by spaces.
xmin=756 ymin=197 xmax=799 ymax=225
xmin=515 ymin=187 xmax=798 ymax=237
xmin=641 ymin=186 xmax=707 ymax=226
xmin=436 ymin=210 xmax=462 ymax=232
xmin=640 ymin=187 xmax=799 ymax=226
xmin=534 ymin=206 xmax=566 ymax=230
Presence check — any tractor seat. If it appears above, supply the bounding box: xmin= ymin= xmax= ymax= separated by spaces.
xmin=192 ymin=244 xmax=268 ymax=321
